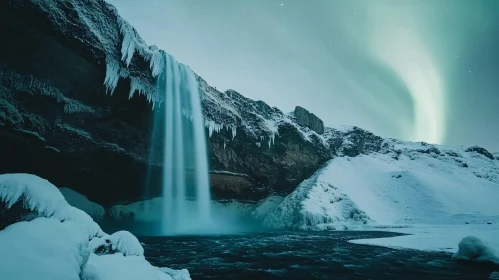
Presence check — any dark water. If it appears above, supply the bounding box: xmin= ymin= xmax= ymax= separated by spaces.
xmin=140 ymin=231 xmax=497 ymax=280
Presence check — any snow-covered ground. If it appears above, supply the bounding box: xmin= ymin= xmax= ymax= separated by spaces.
xmin=349 ymin=225 xmax=499 ymax=263
xmin=0 ymin=173 xmax=190 ymax=280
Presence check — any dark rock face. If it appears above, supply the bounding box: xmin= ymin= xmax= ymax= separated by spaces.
xmin=0 ymin=0 xmax=160 ymax=206
xmin=0 ymin=0 xmax=388 ymax=206
xmin=293 ymin=106 xmax=324 ymax=134
xmin=465 ymin=146 xmax=494 ymax=160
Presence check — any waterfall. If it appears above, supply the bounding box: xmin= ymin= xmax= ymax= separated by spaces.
xmin=158 ymin=52 xmax=211 ymax=235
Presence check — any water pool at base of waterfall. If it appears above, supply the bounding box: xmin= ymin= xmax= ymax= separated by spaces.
xmin=140 ymin=231 xmax=497 ymax=280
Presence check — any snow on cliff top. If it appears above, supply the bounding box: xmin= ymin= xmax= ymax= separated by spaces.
xmin=16 ymin=0 xmax=499 ymax=162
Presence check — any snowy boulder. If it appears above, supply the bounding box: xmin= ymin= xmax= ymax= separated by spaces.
xmin=90 ymin=231 xmax=144 ymax=257
xmin=60 ymin=187 xmax=105 ymax=221
xmin=452 ymin=236 xmax=499 ymax=263
xmin=0 ymin=174 xmax=103 ymax=238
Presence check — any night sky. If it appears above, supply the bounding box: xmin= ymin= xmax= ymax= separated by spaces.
xmin=108 ymin=0 xmax=499 ymax=151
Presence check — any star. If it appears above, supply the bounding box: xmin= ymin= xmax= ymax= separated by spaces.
xmin=280 ymin=3 xmax=283 ymax=6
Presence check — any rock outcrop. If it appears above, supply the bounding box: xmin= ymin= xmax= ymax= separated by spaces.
xmin=465 ymin=146 xmax=495 ymax=160
xmin=293 ymin=106 xmax=324 ymax=134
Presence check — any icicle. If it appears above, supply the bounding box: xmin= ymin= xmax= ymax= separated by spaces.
xmin=119 ymin=19 xmax=136 ymax=66
xmin=104 ymin=60 xmax=120 ymax=94
xmin=231 ymin=126 xmax=236 ymax=140
xmin=209 ymin=124 xmax=214 ymax=137
xmin=223 ymin=142 xmax=226 ymax=149
xmin=204 ymin=120 xmax=223 ymax=137
xmin=149 ymin=48 xmax=163 ymax=77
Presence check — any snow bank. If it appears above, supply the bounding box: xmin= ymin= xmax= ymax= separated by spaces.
xmin=89 ymin=230 xmax=144 ymax=257
xmin=0 ymin=173 xmax=103 ymax=238
xmin=0 ymin=218 xmax=91 ymax=280
xmin=109 ymin=231 xmax=144 ymax=256
xmin=0 ymin=173 xmax=189 ymax=280
xmin=453 ymin=236 xmax=499 ymax=263
xmin=261 ymin=168 xmax=371 ymax=230
xmin=159 ymin=267 xmax=191 ymax=280
xmin=60 ymin=187 xmax=105 ymax=221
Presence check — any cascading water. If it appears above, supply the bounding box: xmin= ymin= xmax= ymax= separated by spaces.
xmin=157 ymin=51 xmax=211 ymax=235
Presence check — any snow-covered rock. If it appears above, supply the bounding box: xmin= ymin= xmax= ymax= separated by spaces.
xmin=0 ymin=173 xmax=188 ymax=280
xmin=159 ymin=267 xmax=191 ymax=280
xmin=90 ymin=231 xmax=144 ymax=257
xmin=452 ymin=236 xmax=499 ymax=263
xmin=0 ymin=218 xmax=91 ymax=280
xmin=60 ymin=187 xmax=105 ymax=221
xmin=0 ymin=173 xmax=103 ymax=238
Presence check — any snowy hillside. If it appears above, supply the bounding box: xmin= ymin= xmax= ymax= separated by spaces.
xmin=259 ymin=139 xmax=499 ymax=229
